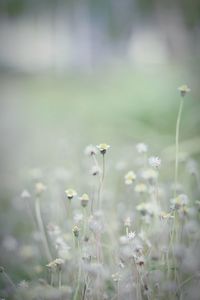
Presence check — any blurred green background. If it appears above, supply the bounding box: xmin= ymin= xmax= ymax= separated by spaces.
xmin=0 ymin=0 xmax=200 ymax=287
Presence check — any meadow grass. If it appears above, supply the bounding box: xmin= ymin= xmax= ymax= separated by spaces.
xmin=0 ymin=65 xmax=200 ymax=299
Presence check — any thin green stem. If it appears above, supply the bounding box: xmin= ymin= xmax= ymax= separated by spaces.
xmin=58 ymin=270 xmax=62 ymax=288
xmin=35 ymin=197 xmax=52 ymax=262
xmin=175 ymin=98 xmax=184 ymax=196
xmin=2 ymin=270 xmax=16 ymax=289
xmin=97 ymin=154 xmax=105 ymax=210
xmin=73 ymin=240 xmax=81 ymax=300
xmin=50 ymin=271 xmax=54 ymax=286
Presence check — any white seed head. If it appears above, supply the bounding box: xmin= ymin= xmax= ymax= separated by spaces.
xmin=85 ymin=144 xmax=97 ymax=156
xmin=148 ymin=156 xmax=161 ymax=168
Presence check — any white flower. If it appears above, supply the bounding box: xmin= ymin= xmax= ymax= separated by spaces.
xmin=46 ymin=258 xmax=65 ymax=269
xmin=127 ymin=231 xmax=136 ymax=240
xmin=96 ymin=143 xmax=110 ymax=154
xmin=178 ymin=84 xmax=191 ymax=97
xmin=35 ymin=182 xmax=46 ymax=196
xmin=21 ymin=190 xmax=31 ymax=198
xmin=136 ymin=143 xmax=148 ymax=154
xmin=124 ymin=171 xmax=136 ymax=185
xmin=79 ymin=193 xmax=90 ymax=207
xmin=65 ymin=188 xmax=77 ymax=199
xmin=148 ymin=156 xmax=161 ymax=168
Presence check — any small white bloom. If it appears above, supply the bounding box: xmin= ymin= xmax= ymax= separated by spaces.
xmin=136 ymin=143 xmax=148 ymax=154
xmin=96 ymin=143 xmax=110 ymax=154
xmin=127 ymin=231 xmax=136 ymax=240
xmin=21 ymin=190 xmax=31 ymax=198
xmin=178 ymin=84 xmax=191 ymax=97
xmin=65 ymin=188 xmax=77 ymax=199
xmin=35 ymin=182 xmax=46 ymax=196
xmin=148 ymin=156 xmax=161 ymax=168
xmin=124 ymin=171 xmax=136 ymax=185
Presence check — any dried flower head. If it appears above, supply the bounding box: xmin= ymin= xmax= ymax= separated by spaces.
xmin=96 ymin=143 xmax=110 ymax=155
xmin=35 ymin=182 xmax=46 ymax=196
xmin=170 ymin=194 xmax=189 ymax=210
xmin=148 ymin=156 xmax=161 ymax=169
xmin=72 ymin=225 xmax=80 ymax=238
xmin=85 ymin=144 xmax=97 ymax=156
xmin=124 ymin=171 xmax=136 ymax=185
xmin=135 ymin=256 xmax=145 ymax=266
xmin=65 ymin=188 xmax=77 ymax=200
xmin=178 ymin=84 xmax=191 ymax=97
xmin=79 ymin=193 xmax=89 ymax=207
xmin=46 ymin=258 xmax=64 ymax=271
xmin=136 ymin=143 xmax=148 ymax=154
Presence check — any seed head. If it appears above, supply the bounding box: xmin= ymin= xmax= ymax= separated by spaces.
xmin=35 ymin=182 xmax=46 ymax=196
xmin=90 ymin=165 xmax=101 ymax=176
xmin=178 ymin=84 xmax=191 ymax=97
xmin=46 ymin=258 xmax=64 ymax=271
xmin=148 ymin=156 xmax=161 ymax=169
xmin=79 ymin=193 xmax=89 ymax=207
xmin=85 ymin=144 xmax=97 ymax=156
xmin=65 ymin=188 xmax=77 ymax=200
xmin=72 ymin=225 xmax=80 ymax=238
